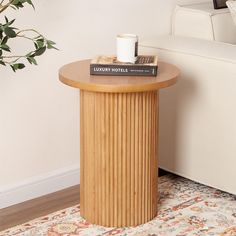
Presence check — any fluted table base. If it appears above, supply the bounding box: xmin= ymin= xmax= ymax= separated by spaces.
xmin=80 ymin=90 xmax=159 ymax=227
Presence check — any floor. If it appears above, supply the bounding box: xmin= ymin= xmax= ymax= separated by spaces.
xmin=3 ymin=173 xmax=236 ymax=236
xmin=0 ymin=168 xmax=169 ymax=232
xmin=0 ymin=185 xmax=80 ymax=231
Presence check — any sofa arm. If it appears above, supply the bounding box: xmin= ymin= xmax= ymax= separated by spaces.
xmin=140 ymin=35 xmax=236 ymax=64
xmin=139 ymin=35 xmax=236 ymax=194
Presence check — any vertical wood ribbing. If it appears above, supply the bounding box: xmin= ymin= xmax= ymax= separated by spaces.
xmin=80 ymin=90 xmax=158 ymax=227
xmin=80 ymin=91 xmax=84 ymax=217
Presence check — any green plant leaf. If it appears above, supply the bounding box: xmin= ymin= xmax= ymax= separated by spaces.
xmin=4 ymin=27 xmax=16 ymax=38
xmin=26 ymin=57 xmax=32 ymax=64
xmin=36 ymin=39 xmax=44 ymax=48
xmin=0 ymin=44 xmax=10 ymax=52
xmin=36 ymin=38 xmax=44 ymax=42
xmin=46 ymin=40 xmax=58 ymax=50
xmin=34 ymin=42 xmax=38 ymax=49
xmin=46 ymin=40 xmax=56 ymax=45
xmin=0 ymin=61 xmax=6 ymax=66
xmin=27 ymin=56 xmax=37 ymax=65
xmin=1 ymin=36 xmax=9 ymax=45
xmin=25 ymin=0 xmax=35 ymax=9
xmin=47 ymin=44 xmax=58 ymax=50
xmin=4 ymin=16 xmax=9 ymax=23
xmin=33 ymin=46 xmax=46 ymax=56
xmin=10 ymin=5 xmax=17 ymax=10
xmin=17 ymin=63 xmax=25 ymax=69
xmin=10 ymin=65 xmax=16 ymax=72
xmin=12 ymin=63 xmax=25 ymax=71
xmin=11 ymin=0 xmax=24 ymax=9
xmin=12 ymin=0 xmax=20 ymax=4
xmin=10 ymin=0 xmax=34 ymax=9
xmin=8 ymin=19 xmax=16 ymax=26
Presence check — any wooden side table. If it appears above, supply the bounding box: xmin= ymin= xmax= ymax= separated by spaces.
xmin=59 ymin=60 xmax=180 ymax=227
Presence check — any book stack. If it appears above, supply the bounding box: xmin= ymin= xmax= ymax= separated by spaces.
xmin=90 ymin=55 xmax=158 ymax=76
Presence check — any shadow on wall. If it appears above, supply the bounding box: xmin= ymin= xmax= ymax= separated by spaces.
xmin=159 ymin=73 xmax=199 ymax=173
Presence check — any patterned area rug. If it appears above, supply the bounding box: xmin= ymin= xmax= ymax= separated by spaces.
xmin=1 ymin=174 xmax=236 ymax=236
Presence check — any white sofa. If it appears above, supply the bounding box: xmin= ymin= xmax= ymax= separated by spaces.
xmin=140 ymin=1 xmax=236 ymax=194
xmin=173 ymin=1 xmax=236 ymax=44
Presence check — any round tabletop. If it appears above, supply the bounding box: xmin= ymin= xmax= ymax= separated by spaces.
xmin=59 ymin=59 xmax=180 ymax=93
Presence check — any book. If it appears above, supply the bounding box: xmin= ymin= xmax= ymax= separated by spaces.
xmin=90 ymin=55 xmax=158 ymax=76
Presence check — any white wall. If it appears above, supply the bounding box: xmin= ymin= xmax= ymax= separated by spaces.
xmin=0 ymin=0 xmax=176 ymax=207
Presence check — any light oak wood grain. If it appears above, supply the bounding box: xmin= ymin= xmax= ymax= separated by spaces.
xmin=80 ymin=91 xmax=159 ymax=227
xmin=59 ymin=60 xmax=179 ymax=93
xmin=59 ymin=59 xmax=179 ymax=227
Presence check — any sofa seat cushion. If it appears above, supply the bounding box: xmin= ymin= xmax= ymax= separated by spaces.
xmin=172 ymin=2 xmax=236 ymax=44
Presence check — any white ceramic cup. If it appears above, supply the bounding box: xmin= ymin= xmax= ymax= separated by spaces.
xmin=116 ymin=34 xmax=138 ymax=63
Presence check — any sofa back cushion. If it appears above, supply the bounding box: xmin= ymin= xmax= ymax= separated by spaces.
xmin=177 ymin=0 xmax=211 ymax=5
xmin=227 ymin=1 xmax=236 ymax=26
xmin=172 ymin=2 xmax=236 ymax=44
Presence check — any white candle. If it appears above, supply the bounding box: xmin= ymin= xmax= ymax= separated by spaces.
xmin=116 ymin=34 xmax=138 ymax=63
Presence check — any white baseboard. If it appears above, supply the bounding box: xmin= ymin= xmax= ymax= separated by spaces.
xmin=0 ymin=165 xmax=80 ymax=209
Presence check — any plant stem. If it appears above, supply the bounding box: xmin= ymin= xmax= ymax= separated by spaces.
xmin=2 ymin=55 xmax=26 ymax=58
xmin=17 ymin=34 xmax=36 ymax=41
xmin=17 ymin=29 xmax=44 ymax=37
xmin=2 ymin=54 xmax=30 ymax=64
xmin=0 ymin=0 xmax=14 ymax=14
